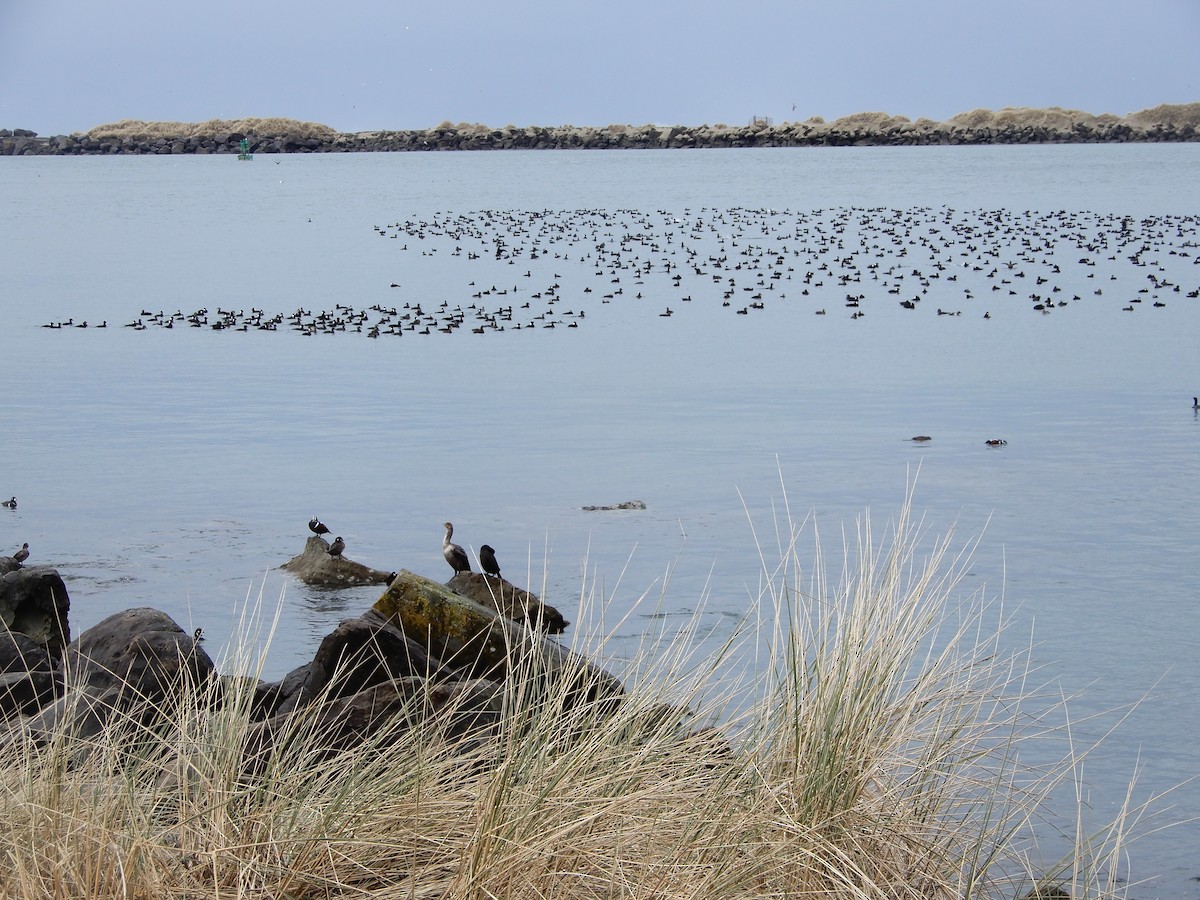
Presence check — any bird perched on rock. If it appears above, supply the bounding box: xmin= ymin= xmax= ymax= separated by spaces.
xmin=442 ymin=522 xmax=471 ymax=573
xmin=2 ymin=497 xmax=15 ymax=509
xmin=308 ymin=516 xmax=331 ymax=536
xmin=479 ymin=544 xmax=501 ymax=578
xmin=328 ymin=536 xmax=345 ymax=557
xmin=193 ymin=627 xmax=205 ymax=644
xmin=12 ymin=543 xmax=29 ymax=564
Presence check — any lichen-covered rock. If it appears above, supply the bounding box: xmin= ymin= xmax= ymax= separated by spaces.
xmin=446 ymin=572 xmax=569 ymax=634
xmin=0 ymin=564 xmax=71 ymax=658
xmin=280 ymin=535 xmax=396 ymax=586
xmin=374 ymin=570 xmax=623 ymax=709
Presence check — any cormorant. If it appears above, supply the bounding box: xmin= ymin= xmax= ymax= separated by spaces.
xmin=480 ymin=544 xmax=501 ymax=578
xmin=328 ymin=536 xmax=345 ymax=557
xmin=309 ymin=516 xmax=331 ymax=536
xmin=442 ymin=522 xmax=471 ymax=573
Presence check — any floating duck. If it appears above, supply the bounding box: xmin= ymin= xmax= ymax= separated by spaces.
xmin=2 ymin=497 xmax=15 ymax=509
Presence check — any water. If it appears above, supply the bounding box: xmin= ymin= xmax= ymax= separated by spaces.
xmin=2 ymin=145 xmax=1198 ymax=895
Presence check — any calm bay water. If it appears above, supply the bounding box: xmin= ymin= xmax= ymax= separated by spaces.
xmin=2 ymin=144 xmax=1198 ymax=895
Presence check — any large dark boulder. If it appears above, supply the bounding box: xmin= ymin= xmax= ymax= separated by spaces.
xmin=0 ymin=563 xmax=71 ymax=658
xmin=269 ymin=608 xmax=448 ymax=715
xmin=280 ymin=536 xmax=396 ymax=586
xmin=22 ymin=608 xmax=213 ymax=742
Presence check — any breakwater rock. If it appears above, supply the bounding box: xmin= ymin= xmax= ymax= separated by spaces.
xmin=4 ymin=103 xmax=1198 ymax=156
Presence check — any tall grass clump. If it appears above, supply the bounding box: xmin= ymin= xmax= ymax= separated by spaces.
xmin=0 ymin=492 xmax=1138 ymax=898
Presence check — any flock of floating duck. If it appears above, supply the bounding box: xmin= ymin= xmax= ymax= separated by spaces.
xmin=38 ymin=206 xmax=1197 ymax=336
xmin=308 ymin=515 xmax=501 ymax=578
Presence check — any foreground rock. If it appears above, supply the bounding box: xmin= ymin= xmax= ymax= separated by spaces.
xmin=20 ymin=607 xmax=213 ymax=741
xmin=281 ymin=535 xmax=396 ymax=586
xmin=0 ymin=561 xmax=71 ymax=658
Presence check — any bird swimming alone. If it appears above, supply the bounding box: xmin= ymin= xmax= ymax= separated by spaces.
xmin=308 ymin=515 xmax=331 ymax=536
xmin=12 ymin=543 xmax=29 ymax=564
xmin=2 ymin=497 xmax=15 ymax=509
xmin=479 ymin=544 xmax=501 ymax=578
xmin=442 ymin=522 xmax=471 ymax=573
xmin=328 ymin=536 xmax=345 ymax=557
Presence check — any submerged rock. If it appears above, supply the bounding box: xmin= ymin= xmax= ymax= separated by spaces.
xmin=280 ymin=535 xmax=396 ymax=586
xmin=581 ymin=499 xmax=647 ymax=511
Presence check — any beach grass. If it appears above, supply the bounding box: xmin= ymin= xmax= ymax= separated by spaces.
xmin=0 ymin=495 xmax=1143 ymax=899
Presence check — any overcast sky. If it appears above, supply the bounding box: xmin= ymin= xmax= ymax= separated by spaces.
xmin=2 ymin=0 xmax=1196 ymax=135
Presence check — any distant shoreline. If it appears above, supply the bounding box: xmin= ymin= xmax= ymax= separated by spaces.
xmin=3 ymin=103 xmax=1198 ymax=155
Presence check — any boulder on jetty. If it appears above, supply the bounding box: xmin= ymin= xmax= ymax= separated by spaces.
xmin=281 ymin=535 xmax=396 ymax=586
xmin=447 ymin=571 xmax=569 ymax=634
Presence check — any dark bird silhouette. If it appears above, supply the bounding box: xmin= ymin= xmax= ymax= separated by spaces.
xmin=12 ymin=543 xmax=29 ymax=564
xmin=308 ymin=515 xmax=331 ymax=536
xmin=328 ymin=536 xmax=345 ymax=557
xmin=2 ymin=497 xmax=15 ymax=509
xmin=442 ymin=522 xmax=471 ymax=573
xmin=1194 ymin=397 xmax=1199 ymax=410
xmin=479 ymin=544 xmax=501 ymax=578
xmin=193 ymin=627 xmax=205 ymax=643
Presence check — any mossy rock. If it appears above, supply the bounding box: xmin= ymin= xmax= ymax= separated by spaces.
xmin=373 ymin=570 xmax=623 ymax=710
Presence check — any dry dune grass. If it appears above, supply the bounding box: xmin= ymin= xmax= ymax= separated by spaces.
xmin=0 ymin=493 xmax=1151 ymax=899
xmin=1125 ymin=102 xmax=1200 ymax=127
xmin=829 ymin=111 xmax=913 ymax=131
xmin=84 ymin=117 xmax=337 ymax=140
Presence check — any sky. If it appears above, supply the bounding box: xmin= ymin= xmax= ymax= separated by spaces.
xmin=2 ymin=0 xmax=1196 ymax=136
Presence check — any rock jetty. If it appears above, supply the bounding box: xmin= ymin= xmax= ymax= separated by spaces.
xmin=3 ymin=103 xmax=1198 ymax=156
